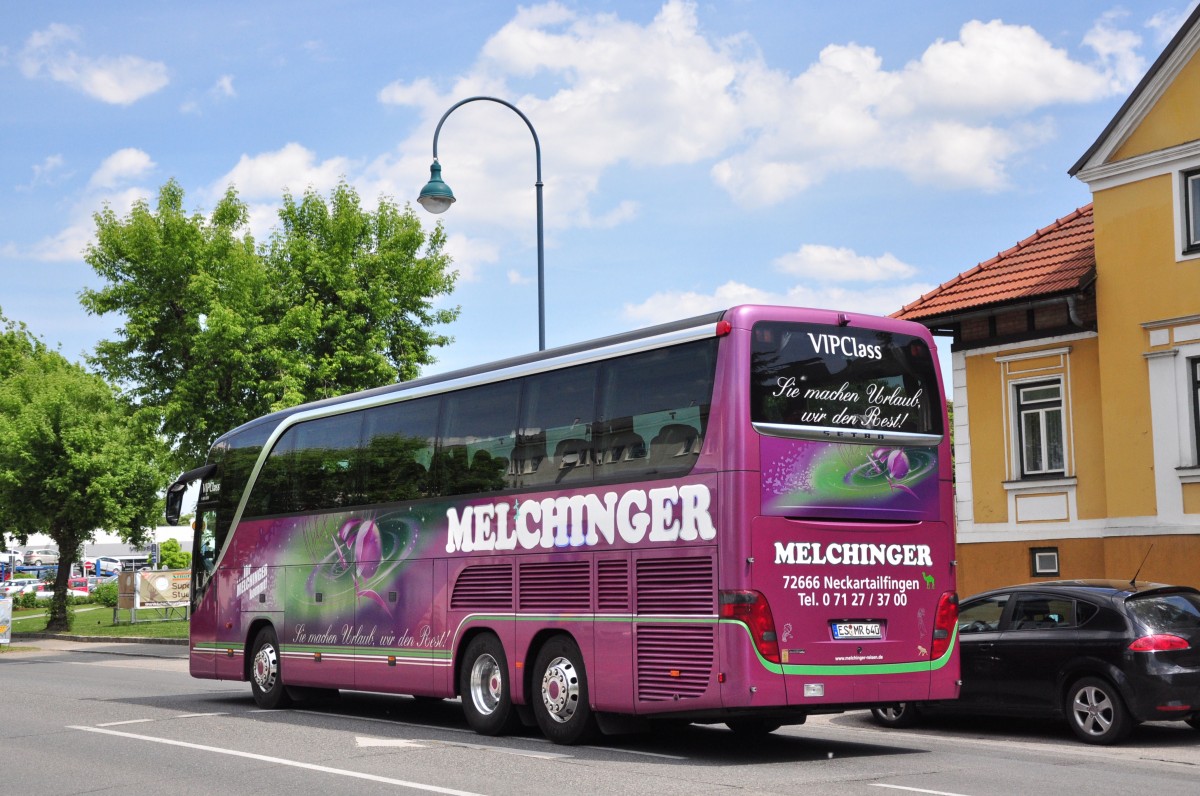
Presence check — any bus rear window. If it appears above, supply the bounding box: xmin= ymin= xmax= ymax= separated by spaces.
xmin=750 ymin=321 xmax=942 ymax=441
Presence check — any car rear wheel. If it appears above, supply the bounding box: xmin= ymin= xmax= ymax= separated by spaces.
xmin=1065 ymin=677 xmax=1131 ymax=745
xmin=870 ymin=703 xmax=921 ymax=728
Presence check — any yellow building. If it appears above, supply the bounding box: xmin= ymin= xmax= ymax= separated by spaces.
xmin=897 ymin=8 xmax=1200 ymax=597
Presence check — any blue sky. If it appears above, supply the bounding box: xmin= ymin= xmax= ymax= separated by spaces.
xmin=3 ymin=1 xmax=1196 ymax=395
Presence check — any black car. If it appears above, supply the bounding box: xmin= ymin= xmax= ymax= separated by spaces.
xmin=871 ymin=580 xmax=1200 ymax=744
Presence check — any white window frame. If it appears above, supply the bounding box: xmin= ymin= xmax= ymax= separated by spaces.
xmin=1031 ymin=547 xmax=1060 ymax=577
xmin=1014 ymin=379 xmax=1066 ymax=478
xmin=1185 ymin=168 xmax=1200 ymax=256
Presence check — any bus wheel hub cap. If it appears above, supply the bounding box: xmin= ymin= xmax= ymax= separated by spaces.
xmin=541 ymin=656 xmax=579 ymax=723
xmin=254 ymin=646 xmax=278 ymax=691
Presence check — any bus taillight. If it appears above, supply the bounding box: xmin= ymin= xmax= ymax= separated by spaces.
xmin=931 ymin=591 xmax=958 ymax=660
xmin=720 ymin=589 xmax=780 ymax=664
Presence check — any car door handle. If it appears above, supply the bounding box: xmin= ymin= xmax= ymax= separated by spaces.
xmin=977 ymin=643 xmax=994 ymax=651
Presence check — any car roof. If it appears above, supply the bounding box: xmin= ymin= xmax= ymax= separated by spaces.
xmin=965 ymin=579 xmax=1200 ymax=602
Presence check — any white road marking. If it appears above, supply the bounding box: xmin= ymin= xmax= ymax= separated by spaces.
xmin=96 ymin=719 xmax=155 ymax=727
xmin=173 ymin=712 xmax=228 ymax=719
xmin=69 ymin=725 xmax=486 ymax=796
xmin=356 ymin=737 xmax=428 ymax=749
xmin=579 ymin=745 xmax=688 ymax=760
xmin=429 ymin=739 xmax=572 ymax=760
xmin=872 ymin=785 xmax=973 ymax=796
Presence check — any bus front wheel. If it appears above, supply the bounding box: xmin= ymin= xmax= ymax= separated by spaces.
xmin=531 ymin=635 xmax=597 ymax=745
xmin=460 ymin=634 xmax=519 ymax=736
xmin=250 ymin=626 xmax=292 ymax=709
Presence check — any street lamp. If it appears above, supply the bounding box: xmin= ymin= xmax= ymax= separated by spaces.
xmin=417 ymin=96 xmax=546 ymax=351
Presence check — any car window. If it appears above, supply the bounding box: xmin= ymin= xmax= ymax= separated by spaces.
xmin=1010 ymin=594 xmax=1076 ymax=630
xmin=1125 ymin=592 xmax=1200 ymax=633
xmin=958 ymin=594 xmax=1009 ymax=633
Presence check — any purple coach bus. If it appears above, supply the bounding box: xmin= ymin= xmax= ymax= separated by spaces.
xmin=166 ymin=304 xmax=958 ymax=744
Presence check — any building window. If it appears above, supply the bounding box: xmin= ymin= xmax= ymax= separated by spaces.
xmin=1186 ymin=169 xmax=1200 ymax=254
xmin=1016 ymin=380 xmax=1065 ymax=477
xmin=1030 ymin=547 xmax=1060 ymax=577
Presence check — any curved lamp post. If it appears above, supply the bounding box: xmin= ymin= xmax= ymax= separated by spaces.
xmin=418 ymin=96 xmax=546 ymax=351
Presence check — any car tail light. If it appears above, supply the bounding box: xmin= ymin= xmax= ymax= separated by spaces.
xmin=720 ymin=589 xmax=780 ymax=663
xmin=930 ymin=591 xmax=958 ymax=660
xmin=1129 ymin=634 xmax=1191 ymax=652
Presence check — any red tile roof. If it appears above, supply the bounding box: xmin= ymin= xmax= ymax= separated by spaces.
xmin=894 ymin=204 xmax=1095 ymax=321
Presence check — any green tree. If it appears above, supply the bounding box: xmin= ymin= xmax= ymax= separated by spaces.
xmin=0 ymin=309 xmax=47 ymax=558
xmin=81 ymin=180 xmax=272 ymax=467
xmin=81 ymin=179 xmax=458 ymax=468
xmin=158 ymin=537 xmax=191 ymax=569
xmin=0 ymin=347 xmax=167 ymax=630
xmin=266 ymin=182 xmax=459 ymax=403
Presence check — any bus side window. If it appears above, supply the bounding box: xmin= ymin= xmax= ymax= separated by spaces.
xmin=598 ymin=339 xmax=716 ymax=478
xmin=362 ymin=397 xmax=439 ymax=504
xmin=290 ymin=412 xmax=365 ymax=512
xmin=520 ymin=364 xmax=598 ymax=487
xmin=438 ymin=380 xmax=519 ymax=496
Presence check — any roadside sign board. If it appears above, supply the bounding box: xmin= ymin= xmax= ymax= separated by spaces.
xmin=0 ymin=596 xmax=11 ymax=644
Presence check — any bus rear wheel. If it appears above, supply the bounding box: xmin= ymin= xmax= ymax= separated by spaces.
xmin=531 ymin=635 xmax=597 ymax=745
xmin=725 ymin=719 xmax=783 ymax=736
xmin=460 ymin=634 xmax=519 ymax=736
xmin=250 ymin=626 xmax=292 ymax=709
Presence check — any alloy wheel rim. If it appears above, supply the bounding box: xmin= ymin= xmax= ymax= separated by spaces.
xmin=253 ymin=643 xmax=279 ymax=693
xmin=470 ymin=653 xmax=503 ymax=716
xmin=540 ymin=655 xmax=580 ymax=724
xmin=1072 ymin=686 xmax=1114 ymax=735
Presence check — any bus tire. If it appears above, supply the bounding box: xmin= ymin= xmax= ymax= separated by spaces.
xmin=460 ymin=634 xmax=519 ymax=736
xmin=870 ymin=703 xmax=921 ymax=728
xmin=531 ymin=635 xmax=597 ymax=745
xmin=725 ymin=719 xmax=783 ymax=736
xmin=250 ymin=626 xmax=292 ymax=709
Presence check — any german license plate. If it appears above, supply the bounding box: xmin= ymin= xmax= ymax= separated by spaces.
xmin=832 ymin=622 xmax=882 ymax=639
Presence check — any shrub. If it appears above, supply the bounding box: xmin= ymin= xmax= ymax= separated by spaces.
xmin=92 ymin=580 xmax=119 ymax=607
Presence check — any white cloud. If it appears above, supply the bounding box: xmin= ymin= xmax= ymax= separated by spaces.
xmin=19 ymin=24 xmax=169 ymax=105
xmin=378 ymin=2 xmax=1142 ymax=220
xmin=89 ymin=148 xmax=156 ymax=189
xmin=443 ymin=233 xmax=499 ymax=283
xmin=1147 ymin=3 xmax=1198 ymax=46
xmin=209 ymin=142 xmax=357 ymax=202
xmin=210 ymin=74 xmax=236 ymax=99
xmin=25 ymin=186 xmax=150 ymax=262
xmin=1083 ymin=11 xmax=1146 ymax=91
xmin=623 ymin=278 xmax=938 ymax=328
xmin=774 ymin=245 xmax=917 ymax=282
xmin=19 ymin=154 xmax=70 ymax=190
xmin=901 ymin=20 xmax=1118 ymax=114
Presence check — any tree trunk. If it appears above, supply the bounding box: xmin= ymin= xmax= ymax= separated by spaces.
xmin=44 ymin=541 xmax=76 ymax=632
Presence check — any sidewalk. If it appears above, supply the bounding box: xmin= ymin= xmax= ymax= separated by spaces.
xmin=6 ymin=635 xmax=188 ymax=659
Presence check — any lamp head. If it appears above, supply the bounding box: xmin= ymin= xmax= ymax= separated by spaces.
xmin=417 ymin=160 xmax=455 ymax=214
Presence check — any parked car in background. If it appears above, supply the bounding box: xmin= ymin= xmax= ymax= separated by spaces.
xmin=83 ymin=556 xmax=122 ymax=575
xmin=870 ymin=580 xmax=1200 ymax=745
xmin=22 ymin=549 xmax=58 ymax=566
xmin=1 ymin=579 xmax=29 ymax=596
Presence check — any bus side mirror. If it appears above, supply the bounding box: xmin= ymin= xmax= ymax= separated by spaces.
xmin=165 ymin=484 xmax=186 ymax=526
xmin=164 ymin=463 xmax=217 ymax=526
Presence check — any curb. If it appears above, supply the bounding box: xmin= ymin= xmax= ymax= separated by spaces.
xmin=14 ymin=632 xmax=187 ymax=646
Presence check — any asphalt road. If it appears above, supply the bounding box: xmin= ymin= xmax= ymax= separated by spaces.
xmin=2 ymin=639 xmax=1198 ymax=795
